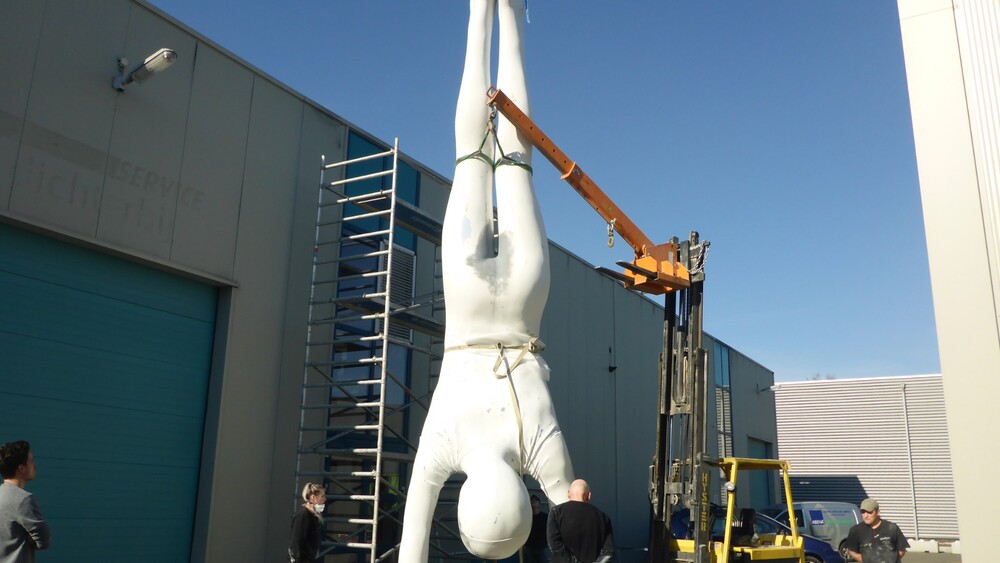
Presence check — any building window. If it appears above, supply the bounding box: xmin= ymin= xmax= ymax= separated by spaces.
xmin=345 ymin=132 xmax=420 ymax=251
xmin=324 ymin=132 xmax=422 ymax=464
xmin=714 ymin=342 xmax=733 ymax=459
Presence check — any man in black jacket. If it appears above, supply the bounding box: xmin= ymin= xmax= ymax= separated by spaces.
xmin=547 ymin=480 xmax=613 ymax=563
xmin=845 ymin=498 xmax=908 ymax=563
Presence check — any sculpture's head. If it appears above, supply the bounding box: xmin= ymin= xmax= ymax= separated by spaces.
xmin=457 ymin=455 xmax=531 ymax=558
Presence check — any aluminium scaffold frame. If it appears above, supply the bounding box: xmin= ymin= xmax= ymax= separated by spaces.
xmin=294 ymin=138 xmax=478 ymax=563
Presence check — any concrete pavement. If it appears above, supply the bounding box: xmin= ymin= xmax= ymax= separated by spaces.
xmin=886 ymin=552 xmax=960 ymax=563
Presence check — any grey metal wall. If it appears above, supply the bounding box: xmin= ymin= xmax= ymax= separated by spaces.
xmin=538 ymin=250 xmax=782 ymax=557
xmin=717 ymin=341 xmax=781 ymax=508
xmin=774 ymin=375 xmax=958 ymax=540
xmin=541 ymin=244 xmax=663 ymax=559
xmin=727 ymin=348 xmax=779 ymax=460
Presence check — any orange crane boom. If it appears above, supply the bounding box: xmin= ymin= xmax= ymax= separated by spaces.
xmin=486 ymin=87 xmax=691 ymax=294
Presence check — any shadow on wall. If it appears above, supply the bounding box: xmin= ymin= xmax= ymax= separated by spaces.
xmin=785 ymin=474 xmax=867 ymax=505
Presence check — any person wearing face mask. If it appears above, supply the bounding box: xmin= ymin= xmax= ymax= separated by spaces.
xmin=289 ymin=483 xmax=326 ymax=562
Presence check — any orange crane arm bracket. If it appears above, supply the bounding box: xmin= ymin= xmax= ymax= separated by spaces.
xmin=486 ymin=86 xmax=690 ymax=293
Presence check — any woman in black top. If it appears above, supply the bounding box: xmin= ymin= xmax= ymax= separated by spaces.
xmin=289 ymin=482 xmax=326 ymax=562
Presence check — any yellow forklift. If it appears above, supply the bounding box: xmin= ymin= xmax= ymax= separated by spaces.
xmin=485 ymin=88 xmax=805 ymax=563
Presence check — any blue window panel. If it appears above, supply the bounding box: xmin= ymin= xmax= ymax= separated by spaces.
xmin=346 ymin=131 xmax=420 ymax=251
xmin=714 ymin=342 xmax=731 ymax=388
xmin=340 ymin=132 xmax=418 ymax=462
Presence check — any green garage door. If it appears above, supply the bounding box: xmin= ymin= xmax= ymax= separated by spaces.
xmin=0 ymin=223 xmax=217 ymax=562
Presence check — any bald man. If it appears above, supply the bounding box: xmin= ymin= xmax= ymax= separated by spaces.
xmin=547 ymin=480 xmax=614 ymax=563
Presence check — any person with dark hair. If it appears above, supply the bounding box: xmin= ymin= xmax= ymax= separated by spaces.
xmin=288 ymin=482 xmax=326 ymax=562
xmin=0 ymin=440 xmax=50 ymax=563
xmin=547 ymin=480 xmax=613 ymax=563
xmin=523 ymin=495 xmax=550 ymax=563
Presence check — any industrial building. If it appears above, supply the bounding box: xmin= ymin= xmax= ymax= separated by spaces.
xmin=774 ymin=375 xmax=958 ymax=550
xmin=0 ymin=1 xmax=780 ymax=562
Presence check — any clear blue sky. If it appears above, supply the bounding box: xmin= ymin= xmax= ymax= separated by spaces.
xmin=149 ymin=1 xmax=939 ymax=382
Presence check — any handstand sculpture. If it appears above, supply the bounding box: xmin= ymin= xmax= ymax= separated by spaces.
xmin=398 ymin=1 xmax=575 ymax=560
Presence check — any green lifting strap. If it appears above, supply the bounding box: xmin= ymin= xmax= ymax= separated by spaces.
xmin=493 ymin=155 xmax=533 ymax=174
xmin=455 ymin=116 xmax=534 ymax=175
xmin=456 ymin=127 xmax=495 ymax=168
xmin=455 ymin=150 xmax=496 ymax=169
xmin=492 ymin=134 xmax=533 ymax=174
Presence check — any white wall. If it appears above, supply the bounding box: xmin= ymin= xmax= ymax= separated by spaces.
xmin=896 ymin=1 xmax=1000 ymax=558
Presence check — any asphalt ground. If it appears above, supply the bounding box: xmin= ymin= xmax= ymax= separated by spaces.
xmin=890 ymin=552 xmax=961 ymax=563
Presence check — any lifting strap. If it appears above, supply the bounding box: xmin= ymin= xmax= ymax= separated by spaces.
xmin=455 ymin=104 xmax=534 ymax=174
xmin=444 ymin=337 xmax=545 ymax=474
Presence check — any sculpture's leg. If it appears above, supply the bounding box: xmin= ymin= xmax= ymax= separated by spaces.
xmin=441 ymin=0 xmax=498 ymax=337
xmin=444 ymin=0 xmax=497 ymax=271
xmin=495 ymin=0 xmax=549 ymax=324
xmin=492 ymin=0 xmax=573 ymax=501
xmin=496 ymin=0 xmax=531 ymax=161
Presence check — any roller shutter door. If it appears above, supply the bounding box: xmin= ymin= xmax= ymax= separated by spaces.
xmin=0 ymin=223 xmax=217 ymax=562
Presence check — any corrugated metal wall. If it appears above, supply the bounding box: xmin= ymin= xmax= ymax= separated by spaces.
xmin=774 ymin=375 xmax=958 ymax=540
xmin=954 ymin=1 xmax=1000 ymax=315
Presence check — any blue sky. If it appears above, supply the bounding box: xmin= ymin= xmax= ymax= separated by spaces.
xmin=149 ymin=1 xmax=939 ymax=382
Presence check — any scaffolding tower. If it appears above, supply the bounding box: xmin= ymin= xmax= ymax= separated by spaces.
xmin=295 ymin=139 xmax=472 ymax=563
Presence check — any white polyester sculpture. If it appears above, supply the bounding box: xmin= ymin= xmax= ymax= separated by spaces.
xmin=397 ymin=1 xmax=575 ymax=561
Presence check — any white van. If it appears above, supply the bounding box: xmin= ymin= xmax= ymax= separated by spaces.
xmin=761 ymin=501 xmax=862 ymax=559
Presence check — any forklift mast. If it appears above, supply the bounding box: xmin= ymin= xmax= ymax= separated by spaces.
xmin=649 ymin=235 xmax=711 ymax=563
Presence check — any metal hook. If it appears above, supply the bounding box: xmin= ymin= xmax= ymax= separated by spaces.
xmin=487 ymin=104 xmax=498 ymax=134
